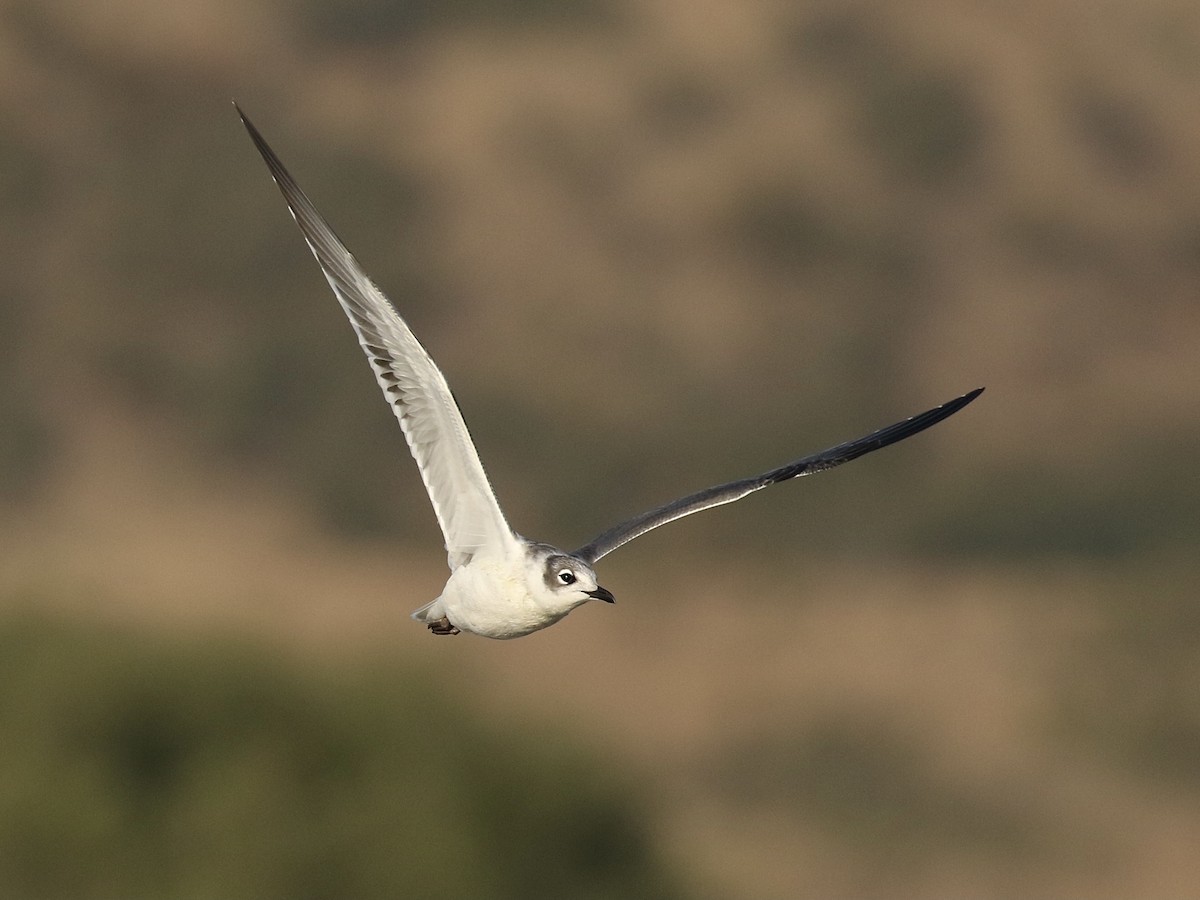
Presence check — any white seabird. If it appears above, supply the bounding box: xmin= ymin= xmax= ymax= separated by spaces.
xmin=237 ymin=106 xmax=982 ymax=639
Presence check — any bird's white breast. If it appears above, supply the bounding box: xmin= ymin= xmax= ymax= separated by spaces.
xmin=439 ymin=556 xmax=571 ymax=639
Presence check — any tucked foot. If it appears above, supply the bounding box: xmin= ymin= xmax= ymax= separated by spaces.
xmin=427 ymin=616 xmax=460 ymax=636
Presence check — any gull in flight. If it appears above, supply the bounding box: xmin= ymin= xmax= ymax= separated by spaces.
xmin=237 ymin=106 xmax=982 ymax=640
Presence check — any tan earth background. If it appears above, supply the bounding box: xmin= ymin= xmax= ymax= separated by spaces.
xmin=2 ymin=0 xmax=1200 ymax=897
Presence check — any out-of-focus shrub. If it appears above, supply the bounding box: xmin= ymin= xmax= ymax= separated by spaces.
xmin=0 ymin=612 xmax=683 ymax=900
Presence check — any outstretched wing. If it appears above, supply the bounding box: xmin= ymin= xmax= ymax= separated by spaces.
xmin=238 ymin=106 xmax=518 ymax=570
xmin=574 ymin=387 xmax=983 ymax=564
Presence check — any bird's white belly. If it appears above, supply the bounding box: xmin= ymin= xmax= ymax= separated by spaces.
xmin=439 ymin=559 xmax=568 ymax=640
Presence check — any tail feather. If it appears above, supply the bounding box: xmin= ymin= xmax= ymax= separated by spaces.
xmin=411 ymin=598 xmax=445 ymax=622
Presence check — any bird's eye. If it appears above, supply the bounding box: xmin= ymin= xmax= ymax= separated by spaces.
xmin=557 ymin=569 xmax=576 ymax=585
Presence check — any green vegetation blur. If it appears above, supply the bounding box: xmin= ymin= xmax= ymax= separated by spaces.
xmin=0 ymin=611 xmax=681 ymax=899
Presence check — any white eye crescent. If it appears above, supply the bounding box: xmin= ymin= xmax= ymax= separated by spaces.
xmin=557 ymin=569 xmax=576 ymax=585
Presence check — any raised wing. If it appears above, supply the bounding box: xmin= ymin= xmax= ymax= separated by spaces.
xmin=238 ymin=106 xmax=518 ymax=570
xmin=574 ymin=387 xmax=983 ymax=564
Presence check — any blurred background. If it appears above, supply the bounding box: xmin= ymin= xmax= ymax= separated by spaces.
xmin=2 ymin=0 xmax=1199 ymax=896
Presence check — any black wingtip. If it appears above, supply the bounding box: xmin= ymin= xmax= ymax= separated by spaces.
xmin=950 ymin=386 xmax=985 ymax=414
xmin=953 ymin=386 xmax=985 ymax=409
xmin=234 ymin=104 xmax=305 ymax=211
xmin=234 ymin=105 xmax=267 ymax=154
xmin=894 ymin=385 xmax=985 ymax=441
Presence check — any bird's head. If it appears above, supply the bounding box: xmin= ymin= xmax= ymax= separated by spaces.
xmin=524 ymin=542 xmax=614 ymax=613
